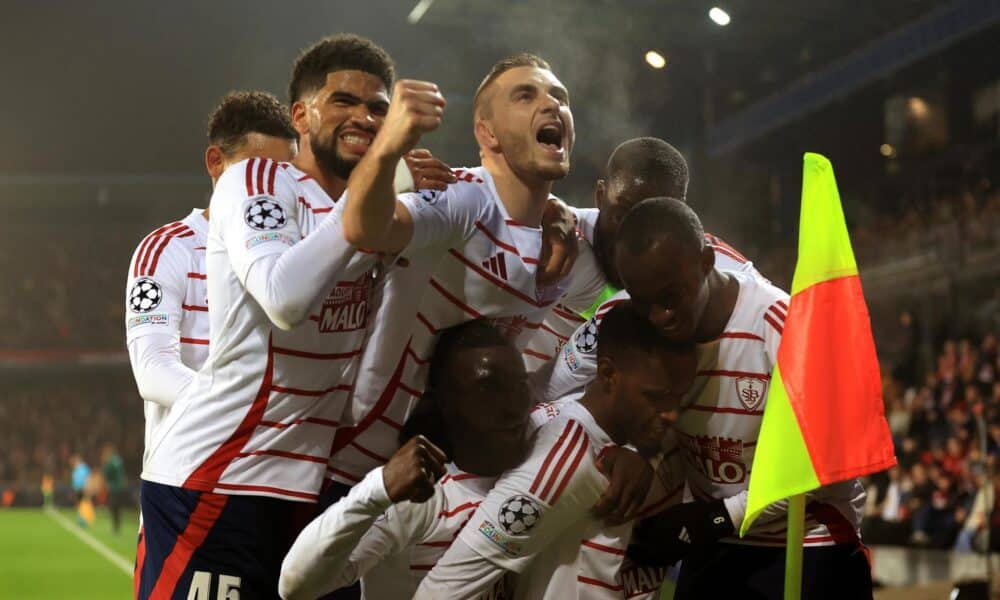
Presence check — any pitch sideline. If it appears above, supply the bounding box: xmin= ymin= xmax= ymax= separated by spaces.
xmin=44 ymin=506 xmax=133 ymax=576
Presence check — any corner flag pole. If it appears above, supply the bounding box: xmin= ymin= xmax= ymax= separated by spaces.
xmin=784 ymin=494 xmax=805 ymax=599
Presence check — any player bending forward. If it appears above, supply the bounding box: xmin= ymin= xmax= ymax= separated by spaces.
xmin=413 ymin=304 xmax=697 ymax=599
xmin=280 ymin=319 xmax=535 ymax=599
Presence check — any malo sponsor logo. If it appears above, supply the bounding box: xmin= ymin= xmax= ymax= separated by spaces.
xmin=620 ymin=564 xmax=667 ymax=596
xmin=319 ymin=274 xmax=371 ymax=333
xmin=688 ymin=435 xmax=748 ymax=484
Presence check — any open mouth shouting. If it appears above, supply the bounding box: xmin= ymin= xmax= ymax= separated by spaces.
xmin=535 ymin=120 xmax=565 ymax=158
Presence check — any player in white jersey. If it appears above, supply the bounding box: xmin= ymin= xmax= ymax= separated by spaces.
xmin=523 ymin=137 xmax=763 ymax=373
xmin=135 ymin=36 xmax=455 ymax=600
xmin=126 ymin=91 xmax=298 ymax=470
xmin=280 ymin=319 xmax=537 ymax=599
xmin=554 ymin=198 xmax=873 ymax=599
xmin=413 ymin=304 xmax=697 ymax=599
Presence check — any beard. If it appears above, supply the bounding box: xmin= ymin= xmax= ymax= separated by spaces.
xmin=311 ymin=123 xmax=362 ymax=181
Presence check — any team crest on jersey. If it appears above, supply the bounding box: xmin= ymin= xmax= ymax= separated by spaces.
xmin=128 ymin=278 xmax=163 ymax=313
xmin=244 ymin=199 xmax=287 ymax=230
xmin=498 ymin=495 xmax=541 ymax=535
xmin=574 ymin=318 xmax=598 ymax=353
xmin=735 ymin=377 xmax=766 ymax=411
xmin=318 ymin=273 xmax=371 ymax=333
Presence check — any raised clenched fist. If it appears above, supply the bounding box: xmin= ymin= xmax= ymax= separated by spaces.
xmin=382 ymin=435 xmax=448 ymax=503
xmin=374 ymin=80 xmax=447 ymax=158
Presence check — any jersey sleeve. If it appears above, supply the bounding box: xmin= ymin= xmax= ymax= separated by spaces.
xmin=760 ymin=292 xmax=790 ymax=371
xmin=124 ymin=233 xmax=189 ymax=342
xmin=397 ymin=184 xmax=482 ymax=256
xmin=213 ymin=158 xmax=303 ymax=284
xmin=279 ymin=467 xmax=433 ymax=600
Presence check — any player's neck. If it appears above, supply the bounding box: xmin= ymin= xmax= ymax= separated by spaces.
xmin=693 ymin=270 xmax=740 ymax=342
xmin=293 ymin=144 xmax=347 ymax=200
xmin=578 ymin=387 xmax=626 ymax=446
xmin=451 ymin=437 xmax=513 ymax=477
xmin=484 ymin=159 xmax=551 ymax=228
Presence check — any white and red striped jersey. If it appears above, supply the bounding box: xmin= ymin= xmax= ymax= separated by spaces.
xmin=521 ymin=207 xmax=765 ymax=373
xmin=280 ymin=464 xmax=509 ymax=600
xmin=125 ymin=209 xmax=209 ymax=465
xmin=326 ymin=166 xmax=576 ymax=487
xmin=542 ymin=271 xmax=867 ymax=547
xmin=416 ymin=400 xmax=670 ymax=600
xmin=142 ymin=158 xmax=376 ymax=502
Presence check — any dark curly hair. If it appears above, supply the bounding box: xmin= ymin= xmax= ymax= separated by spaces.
xmin=206 ymin=91 xmax=296 ymax=156
xmin=288 ymin=34 xmax=395 ymax=104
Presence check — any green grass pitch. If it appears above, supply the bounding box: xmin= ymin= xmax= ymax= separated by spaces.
xmin=0 ymin=507 xmax=138 ymax=599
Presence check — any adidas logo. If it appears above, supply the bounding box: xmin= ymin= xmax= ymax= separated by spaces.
xmin=482 ymin=252 xmax=508 ymax=280
xmin=678 ymin=526 xmax=691 ymax=544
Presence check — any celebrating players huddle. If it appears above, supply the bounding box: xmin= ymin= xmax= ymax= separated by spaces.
xmin=125 ymin=34 xmax=873 ymax=600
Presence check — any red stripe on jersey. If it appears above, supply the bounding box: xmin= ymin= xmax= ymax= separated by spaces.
xmin=474 ymin=221 xmax=521 ymax=256
xmin=211 ymin=482 xmax=318 ymax=501
xmin=523 ymin=348 xmax=552 ymax=361
xmin=245 ymin=158 xmax=256 ymax=196
xmin=181 ymin=304 xmax=208 ymax=312
xmin=539 ymin=424 xmax=585 ymax=502
xmin=809 ymin=502 xmax=860 ymax=545
xmin=439 ymin=501 xmax=481 ymax=518
xmin=325 ymin=468 xmax=360 ymax=483
xmin=270 ymin=384 xmax=352 ymax=397
xmin=180 ymin=337 xmax=209 ymax=345
xmin=595 ymin=299 xmax=628 ymax=320
xmin=149 ymin=493 xmax=228 ymax=600
xmin=697 ymin=369 xmax=770 ymax=380
xmin=258 ymin=417 xmax=340 ymax=429
xmin=429 ymin=278 xmax=483 ymax=318
xmin=686 ymin=404 xmax=764 ymax=416
xmin=378 ymin=415 xmax=403 ymax=430
xmin=441 ymin=472 xmax=484 ymax=484
xmin=549 ymin=430 xmax=589 ymax=504
xmin=136 ymin=223 xmax=186 ymax=276
xmin=146 ymin=230 xmax=194 ymax=276
xmin=256 ymin=158 xmax=266 ymax=196
xmin=448 ymin=249 xmax=555 ymax=309
xmin=417 ymin=313 xmax=438 ymax=334
xmin=764 ymin=313 xmax=784 ymax=335
xmin=705 ymin=233 xmax=749 ymax=262
xmin=711 ymin=244 xmax=748 ymax=264
xmin=236 ymin=449 xmax=327 ymax=464
xmin=313 ymin=206 xmax=333 ymax=213
xmin=405 ymin=346 xmax=429 ymax=365
xmin=553 ymin=305 xmax=586 ymax=322
xmin=768 ymin=304 xmax=787 ymax=322
xmin=272 ymin=346 xmax=362 ymax=360
xmin=184 ymin=336 xmax=275 ymax=490
xmin=399 ymin=381 xmax=423 ymax=397
xmin=504 ymin=218 xmax=533 ymax=228
xmin=329 ymin=340 xmax=411 ymax=461
xmin=350 ymin=441 xmax=391 ymax=463
xmin=581 ymin=539 xmax=626 ymax=555
xmin=577 ymin=576 xmax=623 ymax=591
xmin=776 ymin=299 xmax=788 ymax=311
xmin=538 ymin=322 xmax=569 ymax=341
xmin=530 ymin=422 xmax=575 ymax=495
xmin=296 ymin=173 xmax=311 ymax=182
xmin=186 ymin=272 xmax=206 ymax=280
xmin=716 ymin=331 xmax=764 ymax=341
xmin=267 ymin=160 xmax=277 ymax=195
xmin=133 ymin=222 xmax=180 ymax=277
xmin=497 ymin=252 xmax=508 ymax=279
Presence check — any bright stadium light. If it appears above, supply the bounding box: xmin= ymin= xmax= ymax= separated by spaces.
xmin=709 ymin=7 xmax=731 ymax=26
xmin=645 ymin=50 xmax=667 ymax=69
xmin=880 ymin=143 xmax=896 ymax=158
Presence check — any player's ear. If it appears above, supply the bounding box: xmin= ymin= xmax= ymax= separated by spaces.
xmin=594 ymin=179 xmax=607 ymax=211
xmin=596 ymin=356 xmax=617 ymax=393
xmin=700 ymin=244 xmax=716 ymax=275
xmin=205 ymin=145 xmax=226 ymax=184
xmin=474 ymin=118 xmax=501 ymax=154
xmin=291 ymin=100 xmax=311 ymax=137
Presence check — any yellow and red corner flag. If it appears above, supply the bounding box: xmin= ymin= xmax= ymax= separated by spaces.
xmin=741 ymin=153 xmax=897 ymax=536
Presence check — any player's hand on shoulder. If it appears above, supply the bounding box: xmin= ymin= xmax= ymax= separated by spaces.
xmin=375 ymin=81 xmax=447 ymax=158
xmin=403 ymin=149 xmax=457 ymax=192
xmin=627 ymin=499 xmax=735 ymax=566
xmin=538 ymin=196 xmax=579 ymax=287
xmin=592 ymin=446 xmax=653 ymax=526
xmin=382 ymin=434 xmax=448 ymax=503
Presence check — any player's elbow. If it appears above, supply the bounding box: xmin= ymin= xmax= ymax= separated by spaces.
xmin=341 ymin=215 xmax=376 ymax=249
xmin=264 ymin=304 xmax=306 ymax=331
xmin=277 ymin=569 xmax=303 ymax=600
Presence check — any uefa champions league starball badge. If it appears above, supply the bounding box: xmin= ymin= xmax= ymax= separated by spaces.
xmin=498 ymin=495 xmax=541 ymax=535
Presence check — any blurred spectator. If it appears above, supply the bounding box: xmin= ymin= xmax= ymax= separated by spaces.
xmin=101 ymin=443 xmax=126 ymax=534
